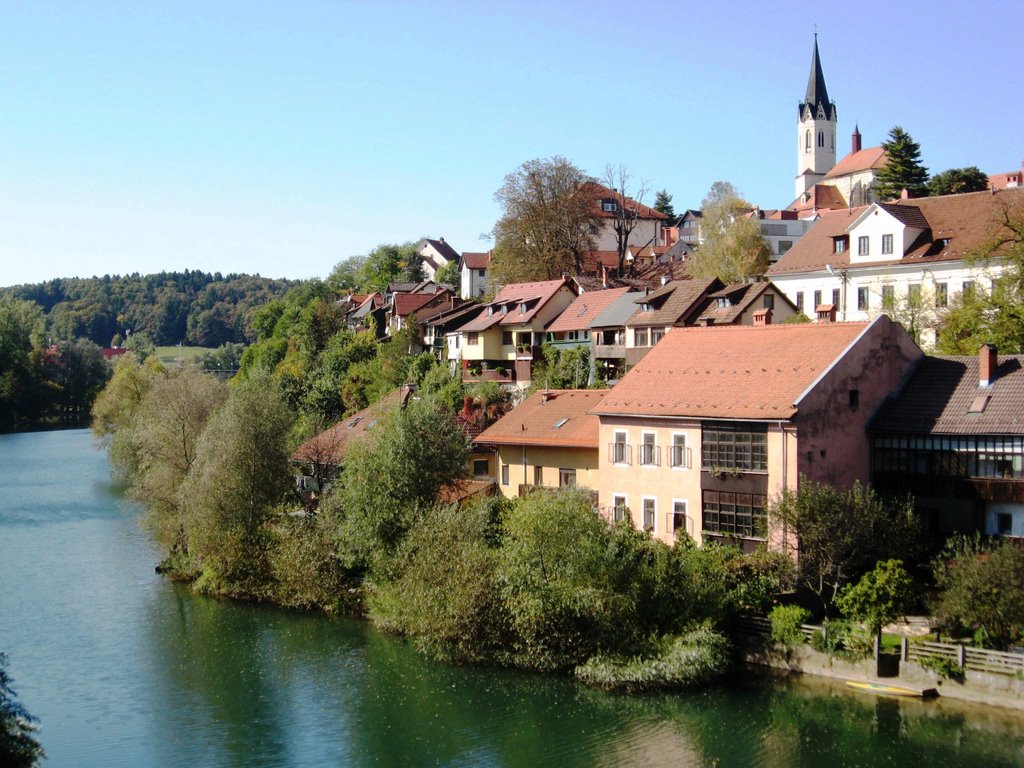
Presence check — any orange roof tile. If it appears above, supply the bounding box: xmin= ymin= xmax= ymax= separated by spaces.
xmin=462 ymin=251 xmax=492 ymax=269
xmin=547 ymin=288 xmax=630 ymax=333
xmin=476 ymin=389 xmax=604 ymax=448
xmin=460 ymin=278 xmax=570 ymax=332
xmin=580 ymin=182 xmax=669 ymax=220
xmin=593 ymin=322 xmax=872 ymax=420
xmin=291 ymin=387 xmax=411 ymax=465
xmin=824 ymin=146 xmax=888 ymax=179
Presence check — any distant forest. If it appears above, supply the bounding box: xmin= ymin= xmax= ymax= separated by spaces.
xmin=1 ymin=271 xmax=299 ymax=347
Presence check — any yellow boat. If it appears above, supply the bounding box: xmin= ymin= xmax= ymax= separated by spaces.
xmin=845 ymin=681 xmax=938 ymax=698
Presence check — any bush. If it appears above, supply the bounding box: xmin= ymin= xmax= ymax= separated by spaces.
xmin=574 ymin=627 xmax=731 ymax=692
xmin=769 ymin=605 xmax=810 ymax=647
xmin=271 ymin=515 xmax=359 ymax=613
xmin=835 ymin=559 xmax=914 ymax=635
xmin=809 ymin=620 xmax=873 ymax=660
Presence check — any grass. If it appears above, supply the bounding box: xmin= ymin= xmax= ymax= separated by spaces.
xmin=155 ymin=345 xmax=214 ymax=364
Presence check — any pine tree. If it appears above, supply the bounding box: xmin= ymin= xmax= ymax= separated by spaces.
xmin=873 ymin=126 xmax=929 ymax=201
xmin=653 ymin=189 xmax=675 ymax=220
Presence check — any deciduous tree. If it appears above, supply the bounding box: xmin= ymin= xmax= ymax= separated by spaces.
xmin=686 ymin=182 xmax=770 ymax=282
xmin=0 ymin=653 xmax=43 ymax=768
xmin=929 ymin=166 xmax=989 ymax=197
xmin=603 ymin=164 xmax=651 ymax=275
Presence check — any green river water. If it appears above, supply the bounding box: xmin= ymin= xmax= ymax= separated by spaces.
xmin=1 ymin=429 xmax=1022 ymax=767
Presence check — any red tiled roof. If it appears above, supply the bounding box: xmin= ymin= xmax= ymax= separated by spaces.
xmin=291 ymin=387 xmax=412 ymax=465
xmin=476 ymin=389 xmax=604 ymax=448
xmin=788 ymin=182 xmax=848 ymax=215
xmin=546 ymin=288 xmax=630 ymax=333
xmin=437 ymin=479 xmax=497 ymax=505
xmin=394 ymin=292 xmax=441 ymax=316
xmin=593 ymin=322 xmax=872 ymax=420
xmin=769 ymin=187 xmax=1024 ymax=276
xmin=824 ymin=146 xmax=888 ymax=179
xmin=580 ymin=182 xmax=669 ymax=220
xmin=462 ymin=251 xmax=492 ymax=269
xmin=626 ymin=278 xmax=721 ymax=328
xmin=460 ymin=278 xmax=569 ymax=332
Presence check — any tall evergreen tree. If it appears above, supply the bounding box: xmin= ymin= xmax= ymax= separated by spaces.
xmin=873 ymin=126 xmax=929 ymax=201
xmin=653 ymin=189 xmax=675 ymax=220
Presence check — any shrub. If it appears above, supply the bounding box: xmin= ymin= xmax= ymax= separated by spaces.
xmin=835 ymin=559 xmax=914 ymax=635
xmin=810 ymin=620 xmax=873 ymax=660
xmin=769 ymin=605 xmax=811 ymax=647
xmin=574 ymin=627 xmax=731 ymax=692
xmin=917 ymin=653 xmax=964 ymax=681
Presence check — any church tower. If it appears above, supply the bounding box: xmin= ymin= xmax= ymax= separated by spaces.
xmin=795 ymin=35 xmax=837 ymax=201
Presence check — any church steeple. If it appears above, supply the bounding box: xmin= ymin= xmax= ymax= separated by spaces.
xmin=795 ymin=34 xmax=838 ymax=201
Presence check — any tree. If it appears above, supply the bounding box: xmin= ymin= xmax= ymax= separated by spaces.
xmin=686 ymin=182 xmax=770 ymax=283
xmin=0 ymin=653 xmax=43 ymax=767
xmin=433 ymin=259 xmax=458 ymax=287
xmin=603 ymin=164 xmax=651 ymax=275
xmin=355 ymin=243 xmax=420 ymax=292
xmin=0 ymin=298 xmax=48 ymax=428
xmin=873 ymin=126 xmax=929 ymax=201
xmin=835 ymin=559 xmax=915 ymax=636
xmin=653 ymin=189 xmax=675 ymax=220
xmin=929 ymin=166 xmax=989 ymax=197
xmin=326 ymin=255 xmax=367 ymax=291
xmin=768 ymin=480 xmax=921 ymax=613
xmin=49 ymin=338 xmax=110 ymax=414
xmin=489 ymin=156 xmax=600 ymax=285
xmin=933 ymin=535 xmax=1024 ymax=649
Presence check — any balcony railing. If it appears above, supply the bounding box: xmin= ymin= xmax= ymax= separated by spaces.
xmin=608 ymin=442 xmax=632 ymax=465
xmin=639 ymin=444 xmax=661 ymax=467
xmin=669 ymin=445 xmax=692 ymax=469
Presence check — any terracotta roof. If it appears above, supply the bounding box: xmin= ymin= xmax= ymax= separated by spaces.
xmin=626 ymin=278 xmax=721 ymax=328
xmin=582 ymin=251 xmax=622 ymax=269
xmin=770 ymin=187 xmax=1024 ymax=276
xmin=393 ymin=292 xmax=441 ymax=316
xmin=589 ymin=290 xmax=644 ymax=328
xmin=547 ymin=288 xmax=630 ymax=333
xmin=431 ymin=303 xmax=485 ymax=333
xmin=876 ymin=203 xmax=929 ymax=229
xmin=476 ymin=389 xmax=604 ymax=449
xmin=459 ymin=278 xmax=569 ymax=332
xmin=580 ymin=182 xmax=669 ymax=220
xmin=593 ymin=322 xmax=873 ymax=420
xmin=695 ymin=282 xmax=795 ymax=326
xmin=788 ymin=183 xmax=848 ymax=215
xmin=462 ymin=251 xmax=492 ymax=269
xmin=824 ymin=146 xmax=888 ymax=179
xmin=871 ymin=354 xmax=1024 ymax=436
xmin=421 ymin=238 xmax=459 ymax=263
xmin=437 ymin=479 xmax=497 ymax=505
xmin=291 ymin=387 xmax=412 ymax=465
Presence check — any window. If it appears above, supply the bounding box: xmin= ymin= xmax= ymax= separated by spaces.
xmin=871 ymin=434 xmax=1024 ymax=481
xmin=635 ymin=328 xmax=649 ymax=347
xmin=602 ymin=199 xmax=618 ymax=212
xmin=935 ymin=283 xmax=948 ymax=308
xmin=813 ymin=290 xmax=822 ymax=309
xmin=519 ymin=303 xmax=527 ymax=314
xmin=857 ymin=286 xmax=869 ymax=311
xmin=908 ymin=284 xmax=922 ymax=308
xmin=640 ymin=433 xmax=659 ymax=466
xmin=501 ymin=463 xmax=509 ymax=485
xmin=832 ymin=288 xmax=840 ymax=307
xmin=763 ymin=294 xmax=775 ymax=310
xmin=795 ymin=291 xmax=804 ymax=312
xmin=858 ymin=236 xmax=870 ymax=256
xmin=778 ymin=240 xmax=793 ymax=255
xmin=881 ymin=234 xmax=894 ymax=255
xmin=477 ymin=269 xmax=486 ymax=278
xmin=997 ymin=513 xmax=1013 ymax=536
xmin=881 ymin=285 xmax=895 ymax=309
xmin=651 ymin=329 xmax=664 ymax=344
xmin=818 ymin=130 xmax=823 ymax=148
xmin=588 ymin=224 xmax=598 ymax=235
xmin=502 ymin=331 xmax=513 ymax=346
xmin=963 ymin=281 xmax=976 ymax=301
xmin=672 ymin=501 xmax=688 ymax=536
xmin=849 ymin=389 xmax=859 ymax=408
xmin=702 ymin=423 xmax=768 ymax=472
xmin=643 ymin=498 xmax=656 ymax=531
xmin=613 ymin=495 xmax=628 ymax=523
xmin=533 ymin=465 xmax=543 ymax=486
xmin=833 ymin=237 xmax=847 ymax=253
xmin=558 ymin=468 xmax=576 ymax=488
xmin=805 ymin=130 xmax=811 ymax=151
xmin=473 ymin=459 xmax=489 ymax=477
xmin=610 ymin=431 xmax=630 ymax=464
xmin=702 ymin=490 xmax=767 ymax=539
xmin=467 ymin=332 xmax=479 ymax=345
xmin=670 ymin=434 xmax=688 ymax=468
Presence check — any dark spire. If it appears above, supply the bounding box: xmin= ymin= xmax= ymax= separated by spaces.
xmin=802 ymin=34 xmax=833 ymax=117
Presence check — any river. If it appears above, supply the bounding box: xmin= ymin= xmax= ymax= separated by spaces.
xmin=1 ymin=429 xmax=1022 ymax=767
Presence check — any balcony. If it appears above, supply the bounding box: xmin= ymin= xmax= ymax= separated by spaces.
xmin=515 ymin=344 xmax=542 ymax=360
xmin=593 ymin=343 xmax=626 ymax=360
xmin=607 ymin=442 xmax=632 ymax=465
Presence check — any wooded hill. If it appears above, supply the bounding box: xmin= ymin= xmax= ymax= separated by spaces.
xmin=1 ymin=271 xmax=298 ymax=347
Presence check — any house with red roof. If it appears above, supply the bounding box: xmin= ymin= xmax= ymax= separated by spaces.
xmin=417 ymin=238 xmax=460 ymax=282
xmin=476 ymin=389 xmax=604 ymax=499
xmin=590 ymin=316 xmax=922 ymax=550
xmin=460 ymin=251 xmax=492 ymax=299
xmin=456 ymin=277 xmax=578 ymax=383
xmin=768 ymin=187 xmax=1024 ymax=347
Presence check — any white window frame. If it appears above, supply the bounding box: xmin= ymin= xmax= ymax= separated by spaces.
xmin=670 ymin=433 xmax=689 ymax=469
xmin=612 ymin=494 xmax=628 ymax=524
xmin=671 ymin=499 xmax=689 ymax=537
xmin=612 ymin=430 xmax=629 ymax=465
xmin=642 ymin=496 xmax=656 ymax=532
xmin=640 ymin=431 xmax=658 ymax=467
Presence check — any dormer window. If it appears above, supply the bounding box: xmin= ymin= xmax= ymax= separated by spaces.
xmin=519 ymin=303 xmax=527 ymax=314
xmin=716 ymin=297 xmax=731 ymax=309
xmin=602 ymin=199 xmax=618 ymax=213
xmin=487 ymin=306 xmax=494 ymax=316
xmin=833 ymin=236 xmax=848 ymax=253
xmin=501 ymin=304 xmax=508 ymax=315
xmin=640 ymin=303 xmax=651 ymax=312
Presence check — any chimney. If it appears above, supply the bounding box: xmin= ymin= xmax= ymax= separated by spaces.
xmin=439 ymin=237 xmax=445 ymax=244
xmin=979 ymin=344 xmax=998 ymax=387
xmin=661 ymin=275 xmax=670 ymax=286
xmin=900 ymin=188 xmax=912 ymax=200
xmin=815 ymin=303 xmax=836 ymax=323
xmin=852 ymin=125 xmax=862 ymax=154
xmin=753 ymin=308 xmax=772 ymax=326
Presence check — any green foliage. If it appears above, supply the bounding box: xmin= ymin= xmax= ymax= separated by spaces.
xmin=873 ymin=126 xmax=929 ymax=201
xmin=534 ymin=343 xmax=591 ymax=389
xmin=180 ymin=372 xmax=295 ymax=593
xmin=916 ymin=653 xmax=964 ymax=680
xmin=489 ymin=156 xmax=600 ymax=284
xmin=783 ymin=312 xmax=812 ymax=324
xmin=355 ymin=243 xmax=421 ymax=292
xmin=768 ymin=480 xmax=921 ymax=614
xmin=687 ymin=181 xmax=771 ymax=282
xmin=195 ymin=342 xmax=245 ymax=372
xmin=928 ymin=166 xmax=989 ymax=197
xmin=809 ymin=619 xmax=873 ymax=660
xmin=270 ymin=515 xmax=358 ymax=613
xmin=653 ymin=188 xmax=675 ymax=220
xmin=326 ymin=256 xmax=367 ymax=292
xmin=0 ymin=298 xmax=49 ymax=428
xmin=331 ymin=397 xmax=470 ymax=573
xmin=0 ymin=653 xmax=43 ymax=768
xmin=836 ymin=559 xmax=915 ymax=635
xmin=574 ymin=627 xmax=731 ymax=692
xmin=125 ymin=331 xmax=156 ymax=360
xmin=933 ymin=534 xmax=1024 ymax=649
xmin=433 ymin=260 xmax=459 ymax=287
xmin=723 ymin=547 xmax=795 ymax=615
xmin=769 ymin=605 xmax=811 ymax=647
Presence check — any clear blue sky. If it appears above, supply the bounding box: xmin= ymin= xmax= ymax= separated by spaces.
xmin=2 ymin=1 xmax=1021 ymax=287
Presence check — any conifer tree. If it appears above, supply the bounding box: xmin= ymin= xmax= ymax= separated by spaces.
xmin=873 ymin=126 xmax=929 ymax=201
xmin=653 ymin=189 xmax=675 ymax=220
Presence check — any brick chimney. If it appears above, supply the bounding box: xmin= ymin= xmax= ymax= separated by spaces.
xmin=979 ymin=344 xmax=998 ymax=387
xmin=815 ymin=304 xmax=837 ymax=323
xmin=753 ymin=308 xmax=772 ymax=326
xmin=852 ymin=125 xmax=862 ymax=154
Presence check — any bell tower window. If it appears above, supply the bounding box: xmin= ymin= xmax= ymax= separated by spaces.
xmin=805 ymin=130 xmax=811 ymax=152
xmin=818 ymin=131 xmax=824 ymax=148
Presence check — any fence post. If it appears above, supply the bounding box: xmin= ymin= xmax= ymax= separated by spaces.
xmin=873 ymin=634 xmax=880 ymax=662
xmin=822 ymin=624 xmax=828 ymax=647
xmin=957 ymin=644 xmax=965 ymax=669
xmin=900 ymin=636 xmax=908 ymax=662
